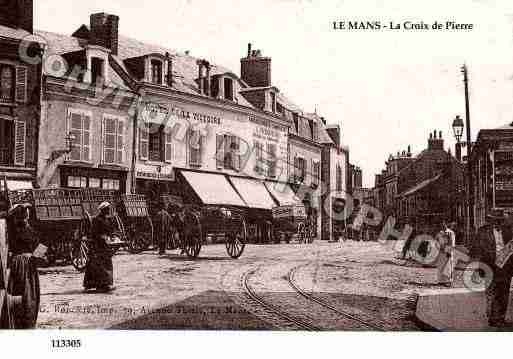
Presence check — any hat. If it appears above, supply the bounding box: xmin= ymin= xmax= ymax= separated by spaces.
xmin=98 ymin=202 xmax=111 ymax=211
xmin=487 ymin=208 xmax=505 ymax=222
xmin=7 ymin=203 xmax=31 ymax=217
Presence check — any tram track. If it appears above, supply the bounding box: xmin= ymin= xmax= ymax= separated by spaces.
xmin=287 ymin=264 xmax=386 ymax=331
xmin=241 ymin=267 xmax=321 ymax=331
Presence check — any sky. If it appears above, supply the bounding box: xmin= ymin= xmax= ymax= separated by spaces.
xmin=34 ymin=0 xmax=513 ymax=187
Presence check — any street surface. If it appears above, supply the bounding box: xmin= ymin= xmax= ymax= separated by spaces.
xmin=37 ymin=240 xmax=468 ymax=330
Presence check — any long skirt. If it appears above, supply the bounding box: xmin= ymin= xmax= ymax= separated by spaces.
xmin=7 ymin=254 xmax=40 ymax=329
xmin=83 ymin=250 xmax=113 ymax=290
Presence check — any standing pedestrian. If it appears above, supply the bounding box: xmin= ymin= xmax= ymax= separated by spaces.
xmin=154 ymin=201 xmax=173 ymax=255
xmin=437 ymin=221 xmax=456 ymax=286
xmin=474 ymin=209 xmax=513 ymax=328
xmin=83 ymin=202 xmax=116 ymax=293
xmin=6 ymin=203 xmax=41 ymax=328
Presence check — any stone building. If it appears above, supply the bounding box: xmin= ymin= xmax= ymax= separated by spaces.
xmin=320 ymin=123 xmax=349 ymax=241
xmin=0 ymin=0 xmax=43 ymax=190
xmin=469 ymin=123 xmax=513 ymax=231
xmin=28 ymin=9 xmax=339 ymax=241
xmin=396 ymin=131 xmax=464 ymax=233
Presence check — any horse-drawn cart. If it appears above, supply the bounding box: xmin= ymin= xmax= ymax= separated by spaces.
xmin=168 ymin=204 xmax=247 ymax=259
xmin=271 ymin=205 xmax=315 ymax=244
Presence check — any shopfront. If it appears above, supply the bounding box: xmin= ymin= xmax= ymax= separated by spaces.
xmin=471 ymin=126 xmax=513 ymax=231
xmin=59 ymin=165 xmax=127 ymax=193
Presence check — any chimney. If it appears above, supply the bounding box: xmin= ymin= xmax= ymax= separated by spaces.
xmin=90 ymin=13 xmax=119 ymax=55
xmin=241 ymin=44 xmax=272 ymax=87
xmin=326 ymin=126 xmax=340 ymax=147
xmin=428 ymin=129 xmax=444 ymax=151
xmin=0 ymin=0 xmax=33 ymax=33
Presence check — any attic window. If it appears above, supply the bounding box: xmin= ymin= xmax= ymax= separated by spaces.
xmin=151 ymin=59 xmax=163 ymax=85
xmin=224 ymin=78 xmax=233 ymax=101
xmin=91 ymin=57 xmax=104 ymax=84
xmin=270 ymin=91 xmax=276 ymax=113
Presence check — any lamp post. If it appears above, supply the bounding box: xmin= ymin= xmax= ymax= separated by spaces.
xmin=451 ymin=63 xmax=474 ymax=244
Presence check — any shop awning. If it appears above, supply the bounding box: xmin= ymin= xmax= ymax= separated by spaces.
xmin=7 ymin=180 xmax=33 ymax=191
xmin=264 ymin=181 xmax=302 ymax=206
xmin=230 ymin=177 xmax=277 ymax=210
xmin=180 ymin=171 xmax=246 ymax=207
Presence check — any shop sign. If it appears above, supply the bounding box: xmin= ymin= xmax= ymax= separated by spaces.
xmin=136 ymin=164 xmax=175 ymax=181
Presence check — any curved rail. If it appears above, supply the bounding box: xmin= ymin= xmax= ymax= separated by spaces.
xmin=242 ymin=268 xmax=320 ymax=331
xmin=287 ymin=264 xmax=385 ymax=331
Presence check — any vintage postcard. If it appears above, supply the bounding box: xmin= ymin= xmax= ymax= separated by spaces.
xmin=1 ymin=0 xmax=513 ymax=356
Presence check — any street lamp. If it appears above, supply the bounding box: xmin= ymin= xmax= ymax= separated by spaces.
xmin=452 ymin=115 xmax=464 ymax=144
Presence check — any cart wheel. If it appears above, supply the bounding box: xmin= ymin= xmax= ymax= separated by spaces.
xmin=71 ymin=213 xmax=92 ymax=272
xmin=128 ymin=217 xmax=153 ymax=254
xmin=226 ymin=218 xmax=246 ymax=259
xmin=184 ymin=212 xmax=202 ymax=258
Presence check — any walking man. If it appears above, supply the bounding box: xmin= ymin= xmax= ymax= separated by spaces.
xmin=474 ymin=209 xmax=513 ymax=328
xmin=154 ymin=201 xmax=173 ymax=255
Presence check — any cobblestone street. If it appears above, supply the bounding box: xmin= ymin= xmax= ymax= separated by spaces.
xmin=37 ymin=240 xmax=465 ymax=330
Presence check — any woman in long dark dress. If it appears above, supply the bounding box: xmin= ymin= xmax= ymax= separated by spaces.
xmin=7 ymin=203 xmax=40 ymax=329
xmin=83 ymin=202 xmax=115 ymax=293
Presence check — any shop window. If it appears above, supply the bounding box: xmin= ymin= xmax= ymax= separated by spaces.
xmin=189 ymin=128 xmax=203 ymax=167
xmin=0 ymin=64 xmax=14 ymax=103
xmin=68 ymin=109 xmax=91 ymax=162
xmin=151 ymin=59 xmax=163 ymax=85
xmin=103 ymin=115 xmax=124 ymax=165
xmin=89 ymin=178 xmax=101 ymax=188
xmin=91 ymin=57 xmax=104 ymax=84
xmin=224 ymin=78 xmax=233 ymax=101
xmin=103 ymin=179 xmax=120 ymax=190
xmin=0 ymin=119 xmax=14 ymax=165
xmin=68 ymin=176 xmax=87 ymax=188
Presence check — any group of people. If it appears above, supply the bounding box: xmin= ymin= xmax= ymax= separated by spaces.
xmin=400 ymin=210 xmax=513 ymax=328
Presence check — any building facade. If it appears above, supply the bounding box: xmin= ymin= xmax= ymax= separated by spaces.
xmin=25 ymin=9 xmax=344 ymax=241
xmin=0 ymin=0 xmax=42 ymax=190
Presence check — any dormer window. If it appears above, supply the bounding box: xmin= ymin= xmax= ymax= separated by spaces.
xmin=270 ymin=91 xmax=276 ymax=113
xmin=224 ymin=78 xmax=234 ymax=101
xmin=151 ymin=59 xmax=163 ymax=85
xmin=91 ymin=57 xmax=104 ymax=84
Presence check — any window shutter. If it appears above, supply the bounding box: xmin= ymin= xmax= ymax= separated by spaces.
xmin=83 ymin=113 xmax=91 ymax=161
xmin=216 ymin=134 xmax=224 ymax=169
xmin=164 ymin=127 xmax=173 ymax=163
xmin=224 ymin=134 xmax=231 ymax=169
xmin=117 ymin=119 xmax=124 ymax=164
xmin=15 ymin=66 xmax=27 ymax=103
xmin=267 ymin=143 xmax=277 ymax=178
xmin=232 ymin=135 xmax=240 ymax=171
xmin=139 ymin=125 xmax=149 ymax=160
xmin=14 ymin=120 xmax=26 ymax=166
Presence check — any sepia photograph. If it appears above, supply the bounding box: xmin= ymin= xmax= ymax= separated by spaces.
xmin=1 ymin=0 xmax=513 ymax=356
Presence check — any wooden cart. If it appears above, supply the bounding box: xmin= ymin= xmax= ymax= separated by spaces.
xmin=271 ymin=205 xmax=314 ymax=244
xmin=168 ymin=204 xmax=247 ymax=259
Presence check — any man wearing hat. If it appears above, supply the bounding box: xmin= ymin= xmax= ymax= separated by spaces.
xmin=474 ymin=208 xmax=513 ymax=328
xmin=83 ymin=202 xmax=115 ymax=293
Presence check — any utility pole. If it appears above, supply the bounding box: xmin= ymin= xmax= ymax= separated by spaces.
xmin=461 ymin=64 xmax=474 ymax=241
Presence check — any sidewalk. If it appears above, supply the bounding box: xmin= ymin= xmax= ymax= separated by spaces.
xmin=415 ymin=287 xmax=513 ymax=331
